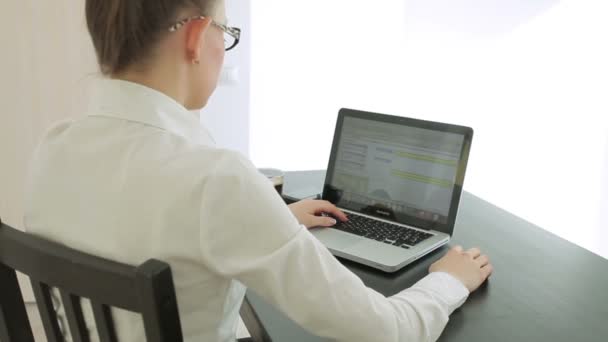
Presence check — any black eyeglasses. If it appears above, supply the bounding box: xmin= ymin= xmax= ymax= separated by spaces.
xmin=168 ymin=16 xmax=241 ymax=51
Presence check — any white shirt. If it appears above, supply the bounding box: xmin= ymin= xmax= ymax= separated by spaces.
xmin=25 ymin=79 xmax=469 ymax=342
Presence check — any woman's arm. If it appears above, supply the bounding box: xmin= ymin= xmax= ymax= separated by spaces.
xmin=197 ymin=152 xmax=485 ymax=342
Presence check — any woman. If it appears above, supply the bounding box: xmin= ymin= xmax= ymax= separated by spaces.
xmin=25 ymin=0 xmax=493 ymax=341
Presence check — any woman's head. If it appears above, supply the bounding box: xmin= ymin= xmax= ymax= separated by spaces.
xmin=85 ymin=0 xmax=233 ymax=109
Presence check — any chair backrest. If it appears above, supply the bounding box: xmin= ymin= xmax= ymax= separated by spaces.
xmin=0 ymin=218 xmax=183 ymax=342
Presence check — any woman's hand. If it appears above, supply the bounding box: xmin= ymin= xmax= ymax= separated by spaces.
xmin=429 ymin=246 xmax=493 ymax=292
xmin=288 ymin=200 xmax=349 ymax=229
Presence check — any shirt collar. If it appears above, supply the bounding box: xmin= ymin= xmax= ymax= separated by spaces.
xmin=86 ymin=78 xmax=216 ymax=146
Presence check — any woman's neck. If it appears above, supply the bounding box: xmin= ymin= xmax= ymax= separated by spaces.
xmin=113 ymin=67 xmax=188 ymax=109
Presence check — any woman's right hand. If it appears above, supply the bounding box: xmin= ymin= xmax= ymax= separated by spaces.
xmin=429 ymin=246 xmax=493 ymax=292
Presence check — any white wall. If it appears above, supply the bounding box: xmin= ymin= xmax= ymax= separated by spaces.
xmin=201 ymin=0 xmax=252 ymax=156
xmin=250 ymin=0 xmax=608 ymax=257
xmin=0 ymin=0 xmax=99 ymax=302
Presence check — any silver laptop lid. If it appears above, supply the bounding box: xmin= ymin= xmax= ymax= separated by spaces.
xmin=322 ymin=108 xmax=473 ymax=236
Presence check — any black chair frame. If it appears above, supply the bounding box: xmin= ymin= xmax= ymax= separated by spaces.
xmin=0 ymin=218 xmax=269 ymax=342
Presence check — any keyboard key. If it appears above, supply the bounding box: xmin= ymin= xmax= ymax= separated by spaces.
xmin=331 ymin=213 xmax=434 ymax=246
xmin=394 ymin=239 xmax=408 ymax=246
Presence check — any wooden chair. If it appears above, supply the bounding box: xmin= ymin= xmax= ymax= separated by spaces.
xmin=0 ymin=218 xmax=271 ymax=342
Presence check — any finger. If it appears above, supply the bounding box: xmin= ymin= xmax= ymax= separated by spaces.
xmin=315 ymin=201 xmax=348 ymax=222
xmin=310 ymin=215 xmax=338 ymax=228
xmin=475 ymin=255 xmax=490 ymax=267
xmin=480 ymin=264 xmax=494 ymax=279
xmin=465 ymin=247 xmax=482 ymax=259
xmin=451 ymin=245 xmax=464 ymax=253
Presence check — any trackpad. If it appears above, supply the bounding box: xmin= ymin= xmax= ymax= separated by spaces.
xmin=311 ymin=228 xmax=361 ymax=251
xmin=345 ymin=238 xmax=410 ymax=264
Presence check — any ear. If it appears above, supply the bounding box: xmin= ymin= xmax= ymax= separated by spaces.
xmin=185 ymin=17 xmax=213 ymax=64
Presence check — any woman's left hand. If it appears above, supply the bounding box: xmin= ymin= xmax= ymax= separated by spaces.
xmin=288 ymin=200 xmax=349 ymax=229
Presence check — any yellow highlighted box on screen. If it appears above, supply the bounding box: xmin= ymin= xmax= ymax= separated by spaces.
xmin=395 ymin=151 xmax=457 ymax=166
xmin=391 ymin=170 xmax=452 ymax=188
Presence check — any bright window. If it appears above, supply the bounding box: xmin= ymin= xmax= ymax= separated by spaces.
xmin=250 ymin=0 xmax=608 ymax=257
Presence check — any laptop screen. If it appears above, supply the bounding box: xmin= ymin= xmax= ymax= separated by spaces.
xmin=323 ymin=109 xmax=473 ymax=234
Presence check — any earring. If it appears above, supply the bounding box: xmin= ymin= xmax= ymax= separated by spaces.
xmin=193 ymin=59 xmax=200 ymax=65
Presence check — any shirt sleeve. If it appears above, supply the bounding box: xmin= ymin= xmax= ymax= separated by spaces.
xmin=198 ymin=152 xmax=469 ymax=342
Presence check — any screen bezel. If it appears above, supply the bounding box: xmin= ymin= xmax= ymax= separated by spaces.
xmin=322 ymin=108 xmax=474 ymax=236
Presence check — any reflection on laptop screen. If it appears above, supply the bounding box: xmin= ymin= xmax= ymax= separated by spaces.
xmin=328 ymin=116 xmax=465 ymax=225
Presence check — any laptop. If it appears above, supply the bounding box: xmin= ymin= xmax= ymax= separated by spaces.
xmin=311 ymin=108 xmax=473 ymax=272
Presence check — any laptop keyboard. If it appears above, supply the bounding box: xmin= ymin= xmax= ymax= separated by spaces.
xmin=332 ymin=213 xmax=434 ymax=249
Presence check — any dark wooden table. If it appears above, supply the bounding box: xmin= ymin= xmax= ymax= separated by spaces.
xmin=246 ymin=170 xmax=608 ymax=341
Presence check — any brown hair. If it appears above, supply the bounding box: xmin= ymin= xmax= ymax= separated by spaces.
xmin=85 ymin=0 xmax=215 ymax=76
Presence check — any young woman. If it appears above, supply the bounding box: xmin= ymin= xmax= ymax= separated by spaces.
xmin=25 ymin=0 xmax=493 ymax=341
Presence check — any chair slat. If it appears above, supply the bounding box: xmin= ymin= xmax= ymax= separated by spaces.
xmin=91 ymin=301 xmax=118 ymax=342
xmin=136 ymin=260 xmax=183 ymax=342
xmin=31 ymin=281 xmax=63 ymax=342
xmin=0 ymin=265 xmax=35 ymax=342
xmin=59 ymin=290 xmax=90 ymax=342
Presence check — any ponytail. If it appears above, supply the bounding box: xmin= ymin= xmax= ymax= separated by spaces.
xmin=85 ymin=0 xmax=215 ymax=75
